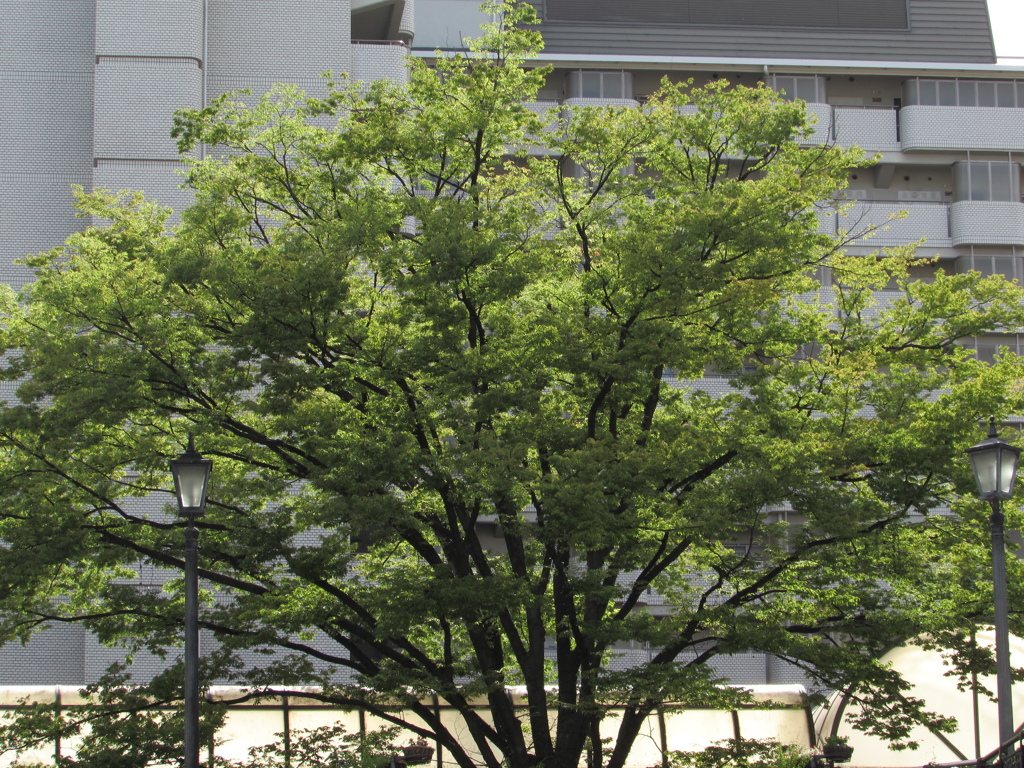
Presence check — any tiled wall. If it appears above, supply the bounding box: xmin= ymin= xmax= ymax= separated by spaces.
xmin=93 ymin=59 xmax=203 ymax=160
xmin=94 ymin=0 xmax=204 ymax=59
xmin=950 ymin=200 xmax=1024 ymax=246
xmin=0 ymin=0 xmax=407 ymax=688
xmin=0 ymin=1 xmax=95 ymax=291
xmin=901 ymin=104 xmax=1024 ymax=151
xmin=207 ymin=0 xmax=351 ymax=101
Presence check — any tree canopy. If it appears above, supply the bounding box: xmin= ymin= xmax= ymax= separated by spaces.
xmin=1 ymin=3 xmax=1023 ymax=767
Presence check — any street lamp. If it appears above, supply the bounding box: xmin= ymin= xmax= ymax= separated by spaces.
xmin=966 ymin=417 xmax=1021 ymax=765
xmin=170 ymin=434 xmax=212 ymax=768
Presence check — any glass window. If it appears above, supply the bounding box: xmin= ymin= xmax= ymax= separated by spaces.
xmin=991 ymin=163 xmax=1013 ymax=201
xmin=969 ymin=163 xmax=991 ymax=201
xmin=978 ymin=81 xmax=997 ymax=107
xmin=955 ymin=81 xmax=975 ymax=106
xmin=906 ymin=79 xmax=1024 ymax=108
xmin=939 ymin=80 xmax=958 ymax=105
xmin=603 ymin=73 xmax=623 ymax=99
xmin=570 ymin=71 xmax=632 ymax=100
xmin=954 ymin=163 xmax=968 ymax=201
xmin=991 ymin=257 xmax=1021 ymax=280
xmin=975 ymin=341 xmax=1000 ymax=363
xmin=953 ymin=162 xmax=1021 ymax=202
xmin=918 ymin=80 xmax=937 ymax=105
xmin=773 ymin=76 xmax=794 ymax=100
xmin=908 ymin=263 xmax=939 ymax=283
xmin=957 ymin=256 xmax=1022 ymax=282
xmin=997 ymin=82 xmax=1017 ymax=107
xmin=796 ymin=77 xmax=819 ymax=102
xmin=972 ymin=335 xmax=1022 ymax=363
xmin=772 ymin=76 xmax=823 ymax=103
xmin=903 ymin=79 xmax=919 ymax=105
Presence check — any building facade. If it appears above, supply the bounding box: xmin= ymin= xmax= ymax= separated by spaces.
xmin=0 ymin=0 xmax=1021 ymax=687
xmin=0 ymin=0 xmax=411 ymax=293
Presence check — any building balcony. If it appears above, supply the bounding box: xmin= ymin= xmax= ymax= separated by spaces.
xmin=949 ymin=200 xmax=1024 ymax=246
xmin=524 ymin=100 xmax=561 ymax=116
xmin=801 ymin=103 xmax=834 ymax=145
xmin=900 ymin=105 xmax=1024 ymax=151
xmin=94 ymin=59 xmax=203 ymax=161
xmin=561 ymin=97 xmax=640 ymax=112
xmin=823 ymin=200 xmax=1024 ymax=247
xmin=520 ymin=101 xmax=561 ymax=155
xmin=833 ymin=107 xmax=899 ymax=152
xmin=351 ymin=40 xmax=410 ymax=84
xmin=832 ymin=201 xmax=951 ymax=248
xmin=797 ymin=105 xmax=900 ymax=152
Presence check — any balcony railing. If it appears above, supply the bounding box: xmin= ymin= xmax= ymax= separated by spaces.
xmin=833 ymin=106 xmax=900 ymax=151
xmin=828 ymin=200 xmax=952 ymax=247
xmin=350 ymin=40 xmax=410 ymax=84
xmin=950 ymin=200 xmax=1024 ymax=246
xmin=901 ymin=104 xmax=1024 ymax=151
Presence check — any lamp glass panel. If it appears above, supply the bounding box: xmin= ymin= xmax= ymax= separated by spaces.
xmin=999 ymin=448 xmax=1020 ymax=495
xmin=174 ymin=463 xmax=210 ymax=509
xmin=971 ymin=449 xmax=999 ymax=496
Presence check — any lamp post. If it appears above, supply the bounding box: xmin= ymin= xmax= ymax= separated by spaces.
xmin=966 ymin=418 xmax=1021 ymax=766
xmin=170 ymin=434 xmax=213 ymax=768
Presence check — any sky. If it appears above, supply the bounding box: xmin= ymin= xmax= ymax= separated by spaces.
xmin=988 ymin=0 xmax=1024 ymax=61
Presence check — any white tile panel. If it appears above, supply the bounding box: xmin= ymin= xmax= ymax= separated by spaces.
xmin=900 ymin=104 xmax=1024 ymax=151
xmin=93 ymin=59 xmax=203 ymax=161
xmin=351 ymin=41 xmax=410 ymax=84
xmin=834 ymin=106 xmax=900 ymax=151
xmin=95 ymin=0 xmax=204 ymax=60
xmin=207 ymin=0 xmax=352 ymax=80
xmin=840 ymin=201 xmax=951 ymax=247
xmin=949 ymin=200 xmax=1024 ymax=245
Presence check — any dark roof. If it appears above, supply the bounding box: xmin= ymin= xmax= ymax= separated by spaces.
xmin=531 ymin=0 xmax=997 ymax=64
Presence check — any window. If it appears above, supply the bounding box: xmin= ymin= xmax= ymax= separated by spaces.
xmin=955 ymin=254 xmax=1024 ymax=282
xmin=566 ymin=71 xmax=633 ymax=100
xmin=771 ymin=75 xmax=825 ymax=103
xmin=953 ymin=162 xmax=1020 ymax=202
xmin=967 ymin=334 xmax=1023 ymax=364
xmin=904 ymin=78 xmax=1024 ymax=108
xmin=907 ymin=262 xmax=942 ymax=283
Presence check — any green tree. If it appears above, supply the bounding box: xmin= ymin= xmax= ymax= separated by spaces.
xmin=0 ymin=664 xmax=225 ymax=768
xmin=0 ymin=3 xmax=1022 ymax=767
xmin=671 ymin=737 xmax=810 ymax=768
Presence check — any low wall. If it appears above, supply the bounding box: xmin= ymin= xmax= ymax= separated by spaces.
xmin=0 ymin=684 xmax=813 ymax=767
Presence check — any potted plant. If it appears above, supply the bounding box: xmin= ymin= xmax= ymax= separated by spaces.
xmin=819 ymin=736 xmax=853 ymax=764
